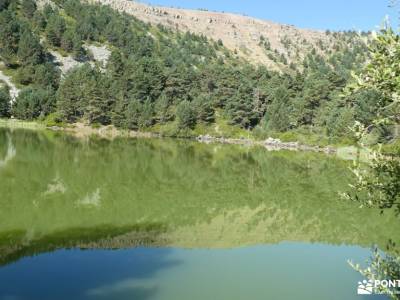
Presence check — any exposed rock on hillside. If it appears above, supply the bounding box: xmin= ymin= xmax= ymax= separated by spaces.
xmin=50 ymin=51 xmax=83 ymax=75
xmin=0 ymin=64 xmax=20 ymax=102
xmin=88 ymin=0 xmax=345 ymax=68
xmin=50 ymin=45 xmax=111 ymax=75
xmin=85 ymin=45 xmax=111 ymax=68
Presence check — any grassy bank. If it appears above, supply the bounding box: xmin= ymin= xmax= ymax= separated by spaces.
xmin=0 ymin=119 xmax=46 ymax=130
xmin=0 ymin=117 xmax=353 ymax=148
xmin=2 ymin=117 xmax=395 ymax=160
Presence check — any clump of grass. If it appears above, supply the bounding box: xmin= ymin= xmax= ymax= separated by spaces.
xmin=0 ymin=118 xmax=45 ymax=130
xmin=41 ymin=112 xmax=67 ymax=128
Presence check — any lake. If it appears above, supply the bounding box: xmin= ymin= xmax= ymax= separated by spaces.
xmin=0 ymin=128 xmax=397 ymax=300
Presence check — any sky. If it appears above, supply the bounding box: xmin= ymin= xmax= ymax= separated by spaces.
xmin=141 ymin=0 xmax=399 ymax=31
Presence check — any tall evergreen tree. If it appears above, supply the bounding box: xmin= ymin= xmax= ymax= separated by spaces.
xmin=45 ymin=13 xmax=66 ymax=47
xmin=0 ymin=86 xmax=11 ymax=118
xmin=193 ymin=94 xmax=215 ymax=124
xmin=56 ymin=65 xmax=92 ymax=122
xmin=61 ymin=29 xmax=74 ymax=52
xmin=176 ymin=100 xmax=196 ymax=129
xmin=12 ymin=88 xmax=54 ymax=120
xmin=155 ymin=93 xmax=173 ymax=124
xmin=0 ymin=10 xmax=20 ymax=65
xmin=21 ymin=0 xmax=37 ymax=18
xmin=107 ymin=50 xmax=124 ymax=78
xmin=17 ymin=30 xmax=45 ymax=65
xmin=225 ymin=82 xmax=255 ymax=129
xmin=0 ymin=0 xmax=10 ymax=11
xmin=138 ymin=98 xmax=154 ymax=128
xmin=125 ymin=98 xmax=142 ymax=130
xmin=85 ymin=74 xmax=112 ymax=125
xmin=111 ymin=93 xmax=128 ymax=128
xmin=72 ymin=35 xmax=86 ymax=61
xmin=265 ymin=87 xmax=292 ymax=132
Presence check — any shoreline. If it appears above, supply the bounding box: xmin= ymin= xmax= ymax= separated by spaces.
xmin=0 ymin=119 xmax=339 ymax=154
xmin=196 ymin=134 xmax=337 ymax=154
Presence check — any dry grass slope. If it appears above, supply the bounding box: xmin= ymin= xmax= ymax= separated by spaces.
xmin=88 ymin=0 xmax=343 ymax=69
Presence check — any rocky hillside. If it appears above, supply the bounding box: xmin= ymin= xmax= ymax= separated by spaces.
xmin=0 ymin=0 xmax=374 ymax=143
xmin=89 ymin=0 xmax=368 ymax=70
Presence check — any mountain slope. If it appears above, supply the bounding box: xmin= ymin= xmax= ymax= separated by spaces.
xmin=0 ymin=0 xmax=374 ymax=144
xmin=89 ymin=0 xmax=367 ymax=70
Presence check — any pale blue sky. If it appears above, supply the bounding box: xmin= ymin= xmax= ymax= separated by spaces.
xmin=141 ymin=0 xmax=398 ymax=31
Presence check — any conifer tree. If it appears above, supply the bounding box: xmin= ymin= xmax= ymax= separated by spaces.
xmin=45 ymin=14 xmax=66 ymax=47
xmin=0 ymin=10 xmax=20 ymax=65
xmin=21 ymin=0 xmax=37 ymax=18
xmin=265 ymin=87 xmax=292 ymax=132
xmin=17 ymin=30 xmax=44 ymax=65
xmin=0 ymin=86 xmax=11 ymax=118
xmin=193 ymin=94 xmax=215 ymax=124
xmin=176 ymin=100 xmax=196 ymax=129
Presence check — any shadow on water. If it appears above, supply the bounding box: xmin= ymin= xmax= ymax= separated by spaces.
xmin=0 ymin=247 xmax=181 ymax=300
xmin=0 ymin=222 xmax=180 ymax=300
xmin=0 ymin=129 xmax=399 ymax=299
xmin=0 ymin=223 xmax=168 ymax=267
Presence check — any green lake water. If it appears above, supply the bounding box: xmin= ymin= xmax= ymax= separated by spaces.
xmin=0 ymin=128 xmax=398 ymax=300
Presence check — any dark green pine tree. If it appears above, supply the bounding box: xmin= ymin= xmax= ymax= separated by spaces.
xmin=0 ymin=86 xmax=11 ymax=118
xmin=12 ymin=87 xmax=53 ymax=120
xmin=138 ymin=98 xmax=154 ymax=128
xmin=85 ymin=75 xmax=112 ymax=125
xmin=193 ymin=94 xmax=215 ymax=124
xmin=61 ymin=29 xmax=75 ymax=52
xmin=164 ymin=65 xmax=194 ymax=103
xmin=21 ymin=0 xmax=37 ymax=18
xmin=17 ymin=30 xmax=45 ymax=65
xmin=295 ymin=73 xmax=331 ymax=126
xmin=225 ymin=82 xmax=255 ymax=129
xmin=111 ymin=92 xmax=129 ymax=128
xmin=107 ymin=50 xmax=124 ymax=78
xmin=125 ymin=98 xmax=142 ymax=130
xmin=154 ymin=93 xmax=173 ymax=124
xmin=265 ymin=87 xmax=292 ymax=132
xmin=72 ymin=35 xmax=86 ymax=61
xmin=176 ymin=100 xmax=197 ymax=129
xmin=0 ymin=10 xmax=20 ymax=65
xmin=45 ymin=14 xmax=66 ymax=47
xmin=56 ymin=66 xmax=91 ymax=122
xmin=127 ymin=57 xmax=165 ymax=102
xmin=0 ymin=0 xmax=10 ymax=11
xmin=32 ymin=10 xmax=47 ymax=31
xmin=33 ymin=62 xmax=61 ymax=89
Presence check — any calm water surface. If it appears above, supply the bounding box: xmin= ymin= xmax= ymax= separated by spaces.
xmin=0 ymin=128 xmax=397 ymax=300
